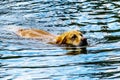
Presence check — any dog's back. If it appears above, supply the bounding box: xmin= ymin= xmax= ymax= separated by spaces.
xmin=18 ymin=29 xmax=55 ymax=38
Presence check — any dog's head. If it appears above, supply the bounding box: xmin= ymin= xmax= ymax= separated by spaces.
xmin=56 ymin=30 xmax=88 ymax=47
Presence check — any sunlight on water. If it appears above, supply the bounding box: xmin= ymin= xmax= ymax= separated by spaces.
xmin=0 ymin=0 xmax=120 ymax=80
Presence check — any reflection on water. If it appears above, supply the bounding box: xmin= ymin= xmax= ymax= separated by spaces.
xmin=0 ymin=0 xmax=120 ymax=80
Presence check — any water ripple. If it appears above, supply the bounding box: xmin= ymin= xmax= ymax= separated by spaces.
xmin=0 ymin=0 xmax=120 ymax=80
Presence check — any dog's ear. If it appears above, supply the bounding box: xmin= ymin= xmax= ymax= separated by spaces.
xmin=56 ymin=34 xmax=67 ymax=45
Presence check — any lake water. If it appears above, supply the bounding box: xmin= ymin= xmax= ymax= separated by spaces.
xmin=0 ymin=0 xmax=120 ymax=80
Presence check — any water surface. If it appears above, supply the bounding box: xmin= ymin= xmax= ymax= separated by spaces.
xmin=0 ymin=0 xmax=120 ymax=80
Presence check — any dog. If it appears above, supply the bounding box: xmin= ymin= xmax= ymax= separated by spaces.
xmin=17 ymin=29 xmax=88 ymax=47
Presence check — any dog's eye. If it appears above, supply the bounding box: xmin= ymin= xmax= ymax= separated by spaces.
xmin=71 ymin=34 xmax=77 ymax=40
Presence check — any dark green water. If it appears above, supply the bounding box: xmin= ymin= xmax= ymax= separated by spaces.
xmin=0 ymin=0 xmax=120 ymax=80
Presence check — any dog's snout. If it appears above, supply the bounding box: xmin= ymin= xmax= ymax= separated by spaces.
xmin=81 ymin=37 xmax=87 ymax=41
xmin=79 ymin=37 xmax=88 ymax=46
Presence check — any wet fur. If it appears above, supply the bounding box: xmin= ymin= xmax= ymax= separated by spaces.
xmin=17 ymin=29 xmax=87 ymax=47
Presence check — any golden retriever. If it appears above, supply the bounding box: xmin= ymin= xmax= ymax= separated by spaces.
xmin=17 ymin=29 xmax=88 ymax=47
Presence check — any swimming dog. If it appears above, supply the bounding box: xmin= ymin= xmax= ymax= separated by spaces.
xmin=17 ymin=29 xmax=88 ymax=47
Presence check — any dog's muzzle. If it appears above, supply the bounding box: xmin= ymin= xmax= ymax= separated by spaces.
xmin=79 ymin=37 xmax=88 ymax=46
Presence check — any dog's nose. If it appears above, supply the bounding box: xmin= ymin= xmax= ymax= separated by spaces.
xmin=81 ymin=37 xmax=87 ymax=41
xmin=80 ymin=37 xmax=88 ymax=46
